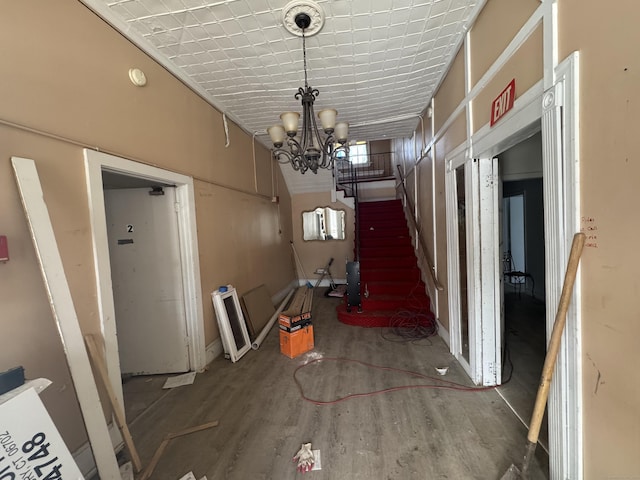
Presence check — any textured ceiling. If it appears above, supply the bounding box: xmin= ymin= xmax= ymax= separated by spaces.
xmin=82 ymin=0 xmax=481 ymax=149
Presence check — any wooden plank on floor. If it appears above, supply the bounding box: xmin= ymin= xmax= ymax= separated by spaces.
xmin=241 ymin=285 xmax=276 ymax=338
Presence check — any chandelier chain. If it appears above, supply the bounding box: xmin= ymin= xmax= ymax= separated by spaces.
xmin=302 ymin=28 xmax=308 ymax=88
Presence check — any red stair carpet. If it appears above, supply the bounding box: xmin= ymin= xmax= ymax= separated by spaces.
xmin=336 ymin=199 xmax=435 ymax=328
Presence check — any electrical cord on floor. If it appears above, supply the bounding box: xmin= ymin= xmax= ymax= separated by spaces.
xmin=501 ymin=329 xmax=515 ymax=384
xmin=380 ymin=282 xmax=438 ymax=344
xmin=381 ymin=310 xmax=437 ymax=345
xmin=293 ymin=357 xmax=498 ymax=405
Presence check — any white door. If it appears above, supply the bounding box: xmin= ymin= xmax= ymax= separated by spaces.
xmin=105 ymin=186 xmax=189 ymax=375
xmin=446 ymin=156 xmax=501 ymax=386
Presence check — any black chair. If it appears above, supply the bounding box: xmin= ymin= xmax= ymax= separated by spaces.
xmin=503 ymin=250 xmax=534 ymax=298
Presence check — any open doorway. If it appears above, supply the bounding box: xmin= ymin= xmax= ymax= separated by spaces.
xmin=84 ymin=149 xmax=206 ymax=428
xmin=495 ymin=131 xmax=548 ymax=449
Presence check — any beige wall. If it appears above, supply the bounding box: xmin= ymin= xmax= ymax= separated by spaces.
xmin=472 ymin=24 xmax=543 ymax=133
xmin=291 ymin=192 xmax=355 ymax=283
xmin=469 ymin=0 xmax=540 ymax=87
xmin=0 ymin=0 xmax=293 ymax=453
xmin=434 ymin=48 xmax=466 ymax=134
xmin=559 ymin=0 xmax=640 ymax=476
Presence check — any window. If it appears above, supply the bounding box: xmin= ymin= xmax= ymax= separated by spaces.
xmin=335 ymin=141 xmax=368 ymax=165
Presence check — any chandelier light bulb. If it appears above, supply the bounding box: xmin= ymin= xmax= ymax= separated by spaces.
xmin=280 ymin=112 xmax=300 ymax=135
xmin=318 ymin=108 xmax=337 ymax=131
xmin=334 ymin=122 xmax=349 ymax=142
xmin=267 ymin=125 xmax=286 ymax=146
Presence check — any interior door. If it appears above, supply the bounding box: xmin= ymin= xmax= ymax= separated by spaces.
xmin=447 ymin=156 xmax=501 ymax=386
xmin=105 ymin=186 xmax=189 ymax=375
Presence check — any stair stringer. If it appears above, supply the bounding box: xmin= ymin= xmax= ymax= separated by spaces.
xmin=401 ymin=206 xmax=439 ymax=318
xmin=334 ymin=188 xmax=355 ymax=209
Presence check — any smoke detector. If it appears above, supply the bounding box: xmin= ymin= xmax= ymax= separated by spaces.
xmin=282 ymin=0 xmax=325 ymax=37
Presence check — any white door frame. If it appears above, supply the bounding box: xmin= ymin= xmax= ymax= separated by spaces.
xmin=468 ymin=52 xmax=582 ymax=478
xmin=84 ymin=149 xmax=206 ymax=413
xmin=445 ymin=151 xmax=476 ymax=381
xmin=445 ymin=151 xmax=501 ymax=386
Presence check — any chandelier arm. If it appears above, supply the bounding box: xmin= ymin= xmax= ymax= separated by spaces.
xmin=272 ymin=148 xmax=294 ymax=165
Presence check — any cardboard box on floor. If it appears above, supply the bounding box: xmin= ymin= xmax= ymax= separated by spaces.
xmin=279 ymin=287 xmax=314 ymax=357
xmin=280 ymin=325 xmax=314 ymax=358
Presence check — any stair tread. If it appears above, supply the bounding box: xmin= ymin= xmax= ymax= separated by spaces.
xmin=339 ymin=200 xmax=434 ymax=328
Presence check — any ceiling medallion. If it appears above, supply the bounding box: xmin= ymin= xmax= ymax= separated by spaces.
xmin=282 ymin=0 xmax=325 ymax=37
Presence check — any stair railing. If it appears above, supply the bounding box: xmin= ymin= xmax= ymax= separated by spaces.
xmin=396 ymin=165 xmax=444 ymax=292
xmin=335 ymin=156 xmax=362 ymax=312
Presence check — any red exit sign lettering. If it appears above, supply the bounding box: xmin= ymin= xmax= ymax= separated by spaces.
xmin=490 ymin=79 xmax=516 ymax=126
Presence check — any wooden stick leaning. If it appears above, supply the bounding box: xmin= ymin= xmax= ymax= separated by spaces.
xmin=501 ymin=232 xmax=586 ymax=479
xmin=84 ymin=334 xmax=143 ymax=473
xmin=139 ymin=421 xmax=219 ymax=480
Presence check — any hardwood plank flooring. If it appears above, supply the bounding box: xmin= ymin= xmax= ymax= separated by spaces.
xmin=496 ymin=292 xmax=548 ymax=450
xmin=123 ymin=289 xmax=549 ymax=479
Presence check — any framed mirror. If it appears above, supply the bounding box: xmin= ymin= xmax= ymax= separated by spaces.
xmin=302 ymin=207 xmax=346 ymax=241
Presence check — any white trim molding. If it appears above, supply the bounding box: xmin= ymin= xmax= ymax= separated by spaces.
xmin=542 ymin=52 xmax=582 ymax=480
xmin=84 ymin=150 xmax=207 ymax=419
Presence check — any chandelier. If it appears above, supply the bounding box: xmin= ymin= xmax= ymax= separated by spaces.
xmin=267 ymin=7 xmax=349 ymax=174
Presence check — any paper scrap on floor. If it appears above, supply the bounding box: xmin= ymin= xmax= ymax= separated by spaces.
xmin=312 ymin=450 xmax=321 ymax=471
xmin=177 ymin=472 xmax=207 ymax=480
xmin=327 ymin=284 xmax=347 ymax=297
xmin=163 ymin=371 xmax=197 ymax=389
xmin=119 ymin=461 xmax=133 ymax=480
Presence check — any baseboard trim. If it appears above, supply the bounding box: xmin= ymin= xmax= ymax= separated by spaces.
xmin=73 ymin=421 xmax=122 ymax=479
xmin=205 ymin=338 xmax=224 ymax=365
xmin=437 ymin=318 xmax=450 ymax=348
xmin=273 ymin=281 xmax=298 ymax=305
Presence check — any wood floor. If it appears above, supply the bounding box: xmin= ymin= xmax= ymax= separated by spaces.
xmin=122 ymin=288 xmax=549 ymax=479
xmin=497 ymin=291 xmax=548 ymax=450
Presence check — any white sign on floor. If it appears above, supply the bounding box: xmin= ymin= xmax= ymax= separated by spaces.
xmin=0 ymin=388 xmax=83 ymax=479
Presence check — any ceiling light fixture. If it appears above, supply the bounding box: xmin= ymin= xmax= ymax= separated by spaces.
xmin=268 ymin=2 xmax=349 ymax=174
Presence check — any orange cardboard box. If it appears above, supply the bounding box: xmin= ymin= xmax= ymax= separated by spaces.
xmin=278 ymin=310 xmax=312 ymax=329
xmin=279 ymin=325 xmax=314 ymax=359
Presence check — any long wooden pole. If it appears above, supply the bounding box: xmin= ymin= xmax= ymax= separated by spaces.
xmin=521 ymin=232 xmax=585 ymax=474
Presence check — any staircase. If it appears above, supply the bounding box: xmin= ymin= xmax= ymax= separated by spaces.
xmin=336 ymin=199 xmax=435 ymax=327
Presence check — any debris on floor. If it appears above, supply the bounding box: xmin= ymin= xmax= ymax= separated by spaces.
xmin=325 ymin=284 xmax=347 ymax=298
xmin=178 ymin=473 xmax=208 ymax=480
xmin=311 ymin=450 xmax=322 ymax=471
xmin=293 ymin=442 xmax=315 ymax=473
xmin=119 ymin=461 xmax=133 ymax=480
xmin=140 ymin=421 xmax=219 ymax=480
xmin=162 ymin=371 xmax=197 ymax=389
xmin=177 ymin=472 xmax=196 ymax=480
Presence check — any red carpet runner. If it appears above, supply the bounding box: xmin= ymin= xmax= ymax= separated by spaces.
xmin=336 ymin=199 xmax=435 ymax=328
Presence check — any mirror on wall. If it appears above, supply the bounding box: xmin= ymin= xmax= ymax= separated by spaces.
xmin=302 ymin=207 xmax=346 ymax=241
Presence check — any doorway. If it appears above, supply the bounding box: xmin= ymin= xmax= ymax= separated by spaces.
xmin=84 ymin=149 xmax=206 ymax=421
xmin=496 ymin=131 xmax=548 ymax=449
xmin=103 ymin=180 xmax=190 ymax=376
xmin=445 ymin=53 xmax=581 ymax=477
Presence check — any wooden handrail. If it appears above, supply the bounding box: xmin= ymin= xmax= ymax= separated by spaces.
xmin=396 ymin=165 xmax=444 ymax=291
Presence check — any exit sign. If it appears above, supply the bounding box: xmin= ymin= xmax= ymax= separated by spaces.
xmin=490 ymin=79 xmax=516 ymax=126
